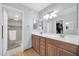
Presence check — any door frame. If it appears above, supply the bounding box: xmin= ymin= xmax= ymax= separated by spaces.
xmin=0 ymin=4 xmax=3 ymax=56
xmin=2 ymin=4 xmax=24 ymax=55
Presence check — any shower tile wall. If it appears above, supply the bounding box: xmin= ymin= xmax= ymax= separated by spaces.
xmin=8 ymin=19 xmax=22 ymax=50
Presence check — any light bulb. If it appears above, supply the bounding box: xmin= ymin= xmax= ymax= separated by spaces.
xmin=16 ymin=15 xmax=19 ymax=18
xmin=43 ymin=14 xmax=49 ymax=20
xmin=15 ymin=15 xmax=19 ymax=21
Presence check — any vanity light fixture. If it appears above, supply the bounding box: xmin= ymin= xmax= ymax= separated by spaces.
xmin=52 ymin=14 xmax=57 ymax=18
xmin=50 ymin=10 xmax=58 ymax=18
xmin=43 ymin=10 xmax=59 ymax=20
xmin=43 ymin=14 xmax=49 ymax=20
xmin=49 ymin=13 xmax=57 ymax=19
xmin=49 ymin=15 xmax=53 ymax=19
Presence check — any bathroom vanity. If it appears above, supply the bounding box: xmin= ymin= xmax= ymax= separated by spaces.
xmin=32 ymin=32 xmax=79 ymax=56
xmin=32 ymin=3 xmax=79 ymax=56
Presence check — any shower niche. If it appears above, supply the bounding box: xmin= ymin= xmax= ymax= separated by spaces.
xmin=3 ymin=6 xmax=23 ymax=55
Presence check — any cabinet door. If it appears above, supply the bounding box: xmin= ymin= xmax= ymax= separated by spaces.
xmin=32 ymin=35 xmax=40 ymax=53
xmin=35 ymin=38 xmax=40 ymax=53
xmin=40 ymin=46 xmax=45 ymax=56
xmin=32 ymin=36 xmax=36 ymax=50
xmin=40 ymin=37 xmax=46 ymax=56
xmin=57 ymin=48 xmax=75 ymax=56
xmin=46 ymin=44 xmax=57 ymax=56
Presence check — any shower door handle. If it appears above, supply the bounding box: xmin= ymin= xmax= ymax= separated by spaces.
xmin=2 ymin=25 xmax=3 ymax=39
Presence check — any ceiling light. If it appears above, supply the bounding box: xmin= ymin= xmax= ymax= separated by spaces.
xmin=15 ymin=15 xmax=19 ymax=18
xmin=15 ymin=15 xmax=19 ymax=21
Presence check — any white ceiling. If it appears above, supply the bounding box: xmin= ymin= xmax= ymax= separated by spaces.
xmin=22 ymin=3 xmax=51 ymax=12
xmin=6 ymin=7 xmax=22 ymax=21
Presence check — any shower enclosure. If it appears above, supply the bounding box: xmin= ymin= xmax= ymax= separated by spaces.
xmin=3 ymin=5 xmax=23 ymax=55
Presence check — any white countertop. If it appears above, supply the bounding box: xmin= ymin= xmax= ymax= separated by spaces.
xmin=32 ymin=31 xmax=79 ymax=45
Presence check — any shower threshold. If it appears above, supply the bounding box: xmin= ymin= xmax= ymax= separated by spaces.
xmin=8 ymin=44 xmax=21 ymax=50
xmin=8 ymin=41 xmax=21 ymax=50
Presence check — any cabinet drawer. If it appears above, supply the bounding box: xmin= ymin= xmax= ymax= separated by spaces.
xmin=40 ymin=37 xmax=46 ymax=46
xmin=46 ymin=44 xmax=57 ymax=56
xmin=32 ymin=34 xmax=40 ymax=53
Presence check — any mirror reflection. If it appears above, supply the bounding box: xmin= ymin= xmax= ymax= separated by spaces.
xmin=33 ymin=3 xmax=78 ymax=35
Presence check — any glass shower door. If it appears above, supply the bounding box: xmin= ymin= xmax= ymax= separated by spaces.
xmin=0 ymin=4 xmax=3 ymax=56
xmin=3 ymin=7 xmax=8 ymax=55
xmin=3 ymin=5 xmax=22 ymax=55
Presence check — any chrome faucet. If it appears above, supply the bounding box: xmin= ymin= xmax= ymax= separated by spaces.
xmin=40 ymin=31 xmax=43 ymax=34
xmin=60 ymin=34 xmax=64 ymax=38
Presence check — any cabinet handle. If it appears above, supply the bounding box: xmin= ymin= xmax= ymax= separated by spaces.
xmin=2 ymin=25 xmax=3 ymax=39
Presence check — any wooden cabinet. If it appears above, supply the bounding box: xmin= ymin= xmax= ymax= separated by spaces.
xmin=46 ymin=44 xmax=75 ymax=56
xmin=46 ymin=44 xmax=56 ymax=56
xmin=46 ymin=38 xmax=78 ymax=56
xmin=32 ymin=35 xmax=40 ymax=53
xmin=40 ymin=46 xmax=45 ymax=56
xmin=40 ymin=37 xmax=46 ymax=56
xmin=32 ymin=34 xmax=79 ymax=56
xmin=46 ymin=38 xmax=57 ymax=56
xmin=57 ymin=48 xmax=75 ymax=56
xmin=32 ymin=36 xmax=36 ymax=50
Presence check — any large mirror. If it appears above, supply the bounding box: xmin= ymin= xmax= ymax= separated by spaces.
xmin=41 ymin=3 xmax=78 ymax=35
